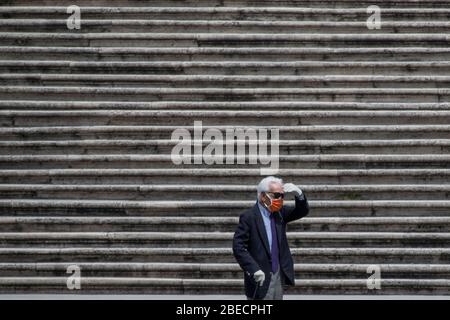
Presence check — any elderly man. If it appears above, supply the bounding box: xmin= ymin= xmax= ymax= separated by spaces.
xmin=232 ymin=176 xmax=310 ymax=300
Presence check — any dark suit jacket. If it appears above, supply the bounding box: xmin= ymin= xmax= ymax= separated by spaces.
xmin=232 ymin=193 xmax=310 ymax=299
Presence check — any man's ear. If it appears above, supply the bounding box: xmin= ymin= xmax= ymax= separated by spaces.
xmin=260 ymin=192 xmax=269 ymax=206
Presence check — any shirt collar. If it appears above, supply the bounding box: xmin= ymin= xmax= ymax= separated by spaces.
xmin=257 ymin=200 xmax=271 ymax=218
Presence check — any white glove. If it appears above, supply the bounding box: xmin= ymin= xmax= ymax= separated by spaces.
xmin=253 ymin=270 xmax=265 ymax=286
xmin=283 ymin=183 xmax=303 ymax=197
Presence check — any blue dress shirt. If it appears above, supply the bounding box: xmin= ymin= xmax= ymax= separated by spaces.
xmin=257 ymin=200 xmax=273 ymax=252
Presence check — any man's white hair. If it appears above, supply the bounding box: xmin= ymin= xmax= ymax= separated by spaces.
xmin=257 ymin=176 xmax=283 ymax=197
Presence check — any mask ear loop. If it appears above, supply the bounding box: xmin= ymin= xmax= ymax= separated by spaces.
xmin=262 ymin=192 xmax=272 ymax=211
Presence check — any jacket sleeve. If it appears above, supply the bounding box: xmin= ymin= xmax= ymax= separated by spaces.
xmin=281 ymin=192 xmax=310 ymax=224
xmin=232 ymin=213 xmax=260 ymax=276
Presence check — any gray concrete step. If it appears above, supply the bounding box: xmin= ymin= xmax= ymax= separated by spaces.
xmin=1 ymin=86 xmax=448 ymax=102
xmin=0 ymin=198 xmax=449 ymax=217
xmin=1 ymin=169 xmax=449 ymax=186
xmin=3 ymin=60 xmax=450 ymax=76
xmin=1 ymin=100 xmax=449 ymax=110
xmin=1 ymin=216 xmax=449 ymax=232
xmin=0 ymin=184 xmax=448 ymax=202
xmin=2 ymin=110 xmax=450 ymax=126
xmin=1 ymin=154 xmax=448 ymax=170
xmin=0 ymin=277 xmax=449 ymax=295
xmin=2 ymin=139 xmax=450 ymax=156
xmin=2 ymin=32 xmax=450 ymax=47
xmin=0 ymin=231 xmax=448 ymax=248
xmin=1 ymin=262 xmax=449 ymax=279
xmin=3 ymin=1 xmax=450 ymax=8
xmin=4 ymin=19 xmax=450 ymax=34
xmin=0 ymin=100 xmax=450 ymax=111
xmin=5 ymin=74 xmax=450 ymax=88
xmin=2 ymin=6 xmax=450 ymax=19
xmin=2 ymin=125 xmax=449 ymax=140
xmin=0 ymin=247 xmax=448 ymax=263
xmin=2 ymin=47 xmax=450 ymax=62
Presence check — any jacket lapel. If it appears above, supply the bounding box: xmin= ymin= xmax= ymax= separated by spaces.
xmin=253 ymin=203 xmax=271 ymax=257
xmin=274 ymin=213 xmax=283 ymax=250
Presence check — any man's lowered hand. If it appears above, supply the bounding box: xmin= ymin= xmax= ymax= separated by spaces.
xmin=253 ymin=270 xmax=265 ymax=286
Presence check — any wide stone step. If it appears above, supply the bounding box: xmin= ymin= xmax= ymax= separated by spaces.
xmin=2 ymin=125 xmax=449 ymax=140
xmin=2 ymin=139 xmax=449 ymax=156
xmin=0 ymin=100 xmax=450 ymax=111
xmin=2 ymin=47 xmax=450 ymax=62
xmin=1 ymin=262 xmax=448 ymax=279
xmin=1 ymin=216 xmax=449 ymax=232
xmin=3 ymin=61 xmax=450 ymax=76
xmin=0 ymin=216 xmax=450 ymax=232
xmin=2 ymin=110 xmax=450 ymax=126
xmin=4 ymin=19 xmax=450 ymax=34
xmin=0 ymin=198 xmax=449 ymax=216
xmin=3 ymin=1 xmax=450 ymax=8
xmin=4 ymin=74 xmax=450 ymax=88
xmin=0 ymin=184 xmax=448 ymax=202
xmin=0 ymin=247 xmax=448 ymax=263
xmin=0 ymin=231 xmax=448 ymax=247
xmin=1 ymin=168 xmax=449 ymax=186
xmin=1 ymin=100 xmax=450 ymax=111
xmin=0 ymin=154 xmax=448 ymax=170
xmin=2 ymin=6 xmax=450 ymax=19
xmin=1 ymin=32 xmax=450 ymax=47
xmin=1 ymin=86 xmax=448 ymax=102
xmin=1 ymin=277 xmax=449 ymax=295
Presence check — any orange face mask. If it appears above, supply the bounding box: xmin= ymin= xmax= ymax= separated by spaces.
xmin=264 ymin=193 xmax=283 ymax=213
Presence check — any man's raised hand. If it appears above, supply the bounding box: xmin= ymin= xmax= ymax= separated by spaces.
xmin=283 ymin=183 xmax=303 ymax=197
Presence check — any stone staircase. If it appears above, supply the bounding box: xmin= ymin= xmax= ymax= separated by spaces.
xmin=0 ymin=0 xmax=449 ymax=295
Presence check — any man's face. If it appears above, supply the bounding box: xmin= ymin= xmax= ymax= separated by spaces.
xmin=260 ymin=182 xmax=284 ymax=208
